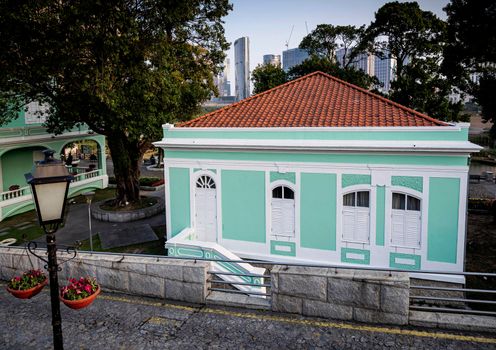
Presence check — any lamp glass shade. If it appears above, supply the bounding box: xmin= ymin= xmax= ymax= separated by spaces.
xmin=33 ymin=182 xmax=69 ymax=222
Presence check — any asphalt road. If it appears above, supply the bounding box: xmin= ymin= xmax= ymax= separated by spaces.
xmin=1 ymin=285 xmax=495 ymax=350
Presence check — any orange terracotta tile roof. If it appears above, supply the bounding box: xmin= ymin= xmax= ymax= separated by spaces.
xmin=178 ymin=71 xmax=448 ymax=128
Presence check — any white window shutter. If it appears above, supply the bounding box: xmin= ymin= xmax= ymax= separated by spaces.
xmin=404 ymin=211 xmax=421 ymax=248
xmin=271 ymin=199 xmax=283 ymax=235
xmin=391 ymin=210 xmax=405 ymax=246
xmin=355 ymin=209 xmax=370 ymax=242
xmin=342 ymin=208 xmax=355 ymax=241
xmin=281 ymin=201 xmax=295 ymax=236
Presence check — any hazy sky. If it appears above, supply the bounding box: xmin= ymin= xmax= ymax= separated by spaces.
xmin=222 ymin=0 xmax=449 ymax=93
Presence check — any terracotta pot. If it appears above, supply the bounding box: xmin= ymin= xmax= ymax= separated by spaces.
xmin=60 ymin=286 xmax=101 ymax=310
xmin=7 ymin=279 xmax=48 ymax=299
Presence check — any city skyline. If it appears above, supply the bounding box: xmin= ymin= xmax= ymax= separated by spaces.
xmin=222 ymin=0 xmax=448 ymax=86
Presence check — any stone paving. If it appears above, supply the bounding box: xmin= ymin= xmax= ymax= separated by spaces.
xmin=1 ymin=285 xmax=494 ymax=350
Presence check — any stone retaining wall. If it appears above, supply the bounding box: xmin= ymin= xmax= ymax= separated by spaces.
xmin=91 ymin=196 xmax=165 ymax=222
xmin=0 ymin=248 xmax=210 ymax=304
xmin=271 ymin=266 xmax=410 ymax=325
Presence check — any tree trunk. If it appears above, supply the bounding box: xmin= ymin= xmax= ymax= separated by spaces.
xmin=107 ymin=134 xmax=142 ymax=205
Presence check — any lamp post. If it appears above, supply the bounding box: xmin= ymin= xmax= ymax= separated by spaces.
xmin=82 ymin=191 xmax=95 ymax=251
xmin=25 ymin=149 xmax=72 ymax=350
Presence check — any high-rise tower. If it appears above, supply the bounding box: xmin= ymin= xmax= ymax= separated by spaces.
xmin=263 ymin=54 xmax=281 ymax=67
xmin=234 ymin=37 xmax=250 ymax=101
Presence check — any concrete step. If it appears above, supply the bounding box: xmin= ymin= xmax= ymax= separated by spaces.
xmin=206 ymin=291 xmax=271 ymax=310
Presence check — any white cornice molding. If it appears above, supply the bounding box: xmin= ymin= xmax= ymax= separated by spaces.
xmin=154 ymin=138 xmax=481 ymax=154
xmin=167 ymin=124 xmax=467 ymax=133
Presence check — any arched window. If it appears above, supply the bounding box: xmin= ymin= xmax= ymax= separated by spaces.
xmin=271 ymin=185 xmax=295 ymax=237
xmin=391 ymin=193 xmax=421 ymax=248
xmin=342 ymin=191 xmax=370 ymax=243
xmin=196 ymin=175 xmax=216 ymax=189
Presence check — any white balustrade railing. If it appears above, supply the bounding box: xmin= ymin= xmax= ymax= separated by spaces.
xmin=0 ymin=186 xmax=31 ymax=201
xmin=0 ymin=169 xmax=103 ymax=202
xmin=71 ymin=169 xmax=102 ymax=183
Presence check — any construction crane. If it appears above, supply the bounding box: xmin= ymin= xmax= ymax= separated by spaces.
xmin=285 ymin=25 xmax=295 ymax=50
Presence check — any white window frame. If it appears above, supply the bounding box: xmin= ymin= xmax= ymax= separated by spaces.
xmin=341 ymin=189 xmax=371 ymax=244
xmin=269 ymin=181 xmax=296 ymax=239
xmin=390 ymin=191 xmax=422 ymax=249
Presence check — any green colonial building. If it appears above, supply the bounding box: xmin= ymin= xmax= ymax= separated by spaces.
xmin=157 ymin=72 xmax=480 ymax=282
xmin=0 ymin=102 xmax=108 ymax=221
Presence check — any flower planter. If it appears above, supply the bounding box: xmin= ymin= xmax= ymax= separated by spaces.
xmin=60 ymin=286 xmax=100 ymax=310
xmin=7 ymin=279 xmax=48 ymax=299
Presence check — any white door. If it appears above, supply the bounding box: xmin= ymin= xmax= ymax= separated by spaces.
xmin=195 ymin=175 xmax=217 ymax=242
xmin=271 ymin=186 xmax=295 ymax=237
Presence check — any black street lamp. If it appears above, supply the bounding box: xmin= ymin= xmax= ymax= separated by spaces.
xmin=25 ymin=149 xmax=72 ymax=350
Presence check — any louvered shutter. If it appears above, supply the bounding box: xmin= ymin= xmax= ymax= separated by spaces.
xmin=391 ymin=210 xmax=405 ymax=246
xmin=355 ymin=208 xmax=370 ymax=242
xmin=342 ymin=208 xmax=355 ymax=241
xmin=404 ymin=211 xmax=421 ymax=248
xmin=280 ymin=200 xmax=295 ymax=236
xmin=271 ymin=198 xmax=284 ymax=235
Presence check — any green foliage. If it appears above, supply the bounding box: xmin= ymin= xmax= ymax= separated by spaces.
xmin=300 ymin=24 xmax=365 ymax=67
xmin=8 ymin=270 xmax=46 ymax=291
xmin=288 ymin=56 xmax=380 ymax=90
xmin=442 ymin=0 xmax=496 ymax=129
xmin=251 ymin=64 xmax=288 ymax=94
xmin=0 ymin=0 xmax=232 ymax=203
xmin=60 ymin=277 xmax=98 ymax=301
xmin=358 ymin=1 xmax=459 ymax=121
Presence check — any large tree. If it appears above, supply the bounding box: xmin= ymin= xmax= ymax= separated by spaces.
xmin=442 ymin=0 xmax=496 ymax=131
xmin=251 ymin=63 xmax=287 ymax=95
xmin=362 ymin=1 xmax=446 ymax=79
xmin=0 ymin=0 xmax=231 ymax=205
xmin=359 ymin=1 xmax=463 ymax=120
xmin=299 ymin=24 xmax=365 ymax=67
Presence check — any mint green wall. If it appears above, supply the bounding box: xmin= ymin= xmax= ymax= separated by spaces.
xmin=300 ymin=173 xmax=336 ymax=250
xmin=341 ymin=248 xmax=370 ymax=265
xmin=342 ymin=174 xmax=371 ymax=188
xmin=270 ymin=171 xmax=296 ymax=184
xmin=166 ymin=128 xmax=467 ymax=141
xmin=221 ymin=170 xmax=265 ymax=243
xmin=390 ymin=253 xmax=421 ymax=270
xmin=169 ymin=168 xmax=190 ymax=237
xmin=270 ymin=240 xmax=296 ymax=256
xmin=427 ymin=177 xmax=460 ymax=263
xmin=376 ymin=185 xmax=386 ymax=246
xmin=1 ymin=148 xmax=39 ymax=191
xmin=391 ymin=176 xmax=423 ymax=192
xmin=165 ymin=150 xmax=467 ymax=167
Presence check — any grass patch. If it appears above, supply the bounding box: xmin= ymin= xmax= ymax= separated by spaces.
xmin=77 ymin=225 xmax=165 ymax=255
xmin=0 ymin=211 xmax=44 ymax=245
xmin=99 ymin=196 xmax=158 ymax=211
xmin=69 ymin=188 xmax=116 ymax=205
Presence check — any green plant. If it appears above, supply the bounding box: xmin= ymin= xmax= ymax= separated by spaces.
xmin=60 ymin=277 xmax=98 ymax=301
xmin=139 ymin=177 xmax=161 ymax=186
xmin=8 ymin=269 xmax=47 ymax=290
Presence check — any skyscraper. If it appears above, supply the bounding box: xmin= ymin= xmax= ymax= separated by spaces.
xmin=336 ymin=48 xmax=375 ymax=76
xmin=282 ymin=48 xmax=309 ymax=71
xmin=214 ymin=57 xmax=231 ymax=97
xmin=234 ymin=37 xmax=250 ymax=101
xmin=263 ymin=54 xmax=281 ymax=67
xmin=374 ymin=52 xmax=397 ymax=93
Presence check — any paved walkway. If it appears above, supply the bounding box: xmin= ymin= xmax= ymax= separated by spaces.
xmin=1 ymin=285 xmax=494 ymax=350
xmin=32 ymin=189 xmax=165 ymax=248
